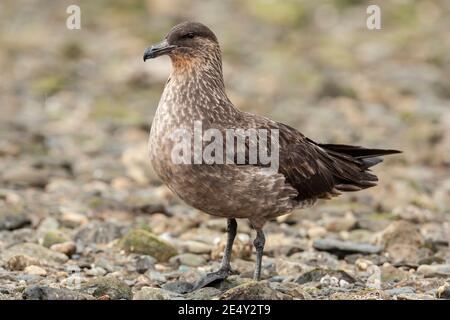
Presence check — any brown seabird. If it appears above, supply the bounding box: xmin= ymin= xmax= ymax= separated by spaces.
xmin=143 ymin=22 xmax=400 ymax=290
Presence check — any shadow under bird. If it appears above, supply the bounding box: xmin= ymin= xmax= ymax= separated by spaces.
xmin=143 ymin=22 xmax=401 ymax=291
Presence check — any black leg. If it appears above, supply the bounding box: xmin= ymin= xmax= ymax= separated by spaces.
xmin=253 ymin=228 xmax=265 ymax=281
xmin=191 ymin=218 xmax=237 ymax=291
xmin=220 ymin=218 xmax=237 ymax=270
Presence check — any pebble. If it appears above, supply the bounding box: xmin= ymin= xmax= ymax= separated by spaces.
xmin=162 ymin=281 xmax=194 ymax=294
xmin=313 ymin=238 xmax=382 ymax=257
xmin=23 ymin=285 xmax=93 ymax=300
xmin=170 ymin=253 xmax=206 ymax=267
xmin=0 ymin=243 xmax=68 ymax=265
xmin=86 ymin=267 xmax=107 ymax=276
xmin=417 ymin=264 xmax=450 ymax=277
xmin=135 ymin=255 xmax=156 ymax=274
xmin=436 ymin=283 xmax=450 ymax=299
xmin=5 ymin=255 xmax=40 ymax=271
xmin=82 ymin=276 xmax=132 ymax=300
xmin=119 ymin=229 xmax=177 ymax=262
xmin=133 ymin=287 xmax=183 ymax=300
xmin=296 ymin=269 xmax=356 ymax=285
xmin=0 ymin=211 xmax=31 ymax=231
xmin=24 ymin=265 xmax=47 ymax=276
xmin=219 ymin=281 xmax=292 ymax=300
xmin=50 ymin=241 xmax=77 ymax=256
xmin=60 ymin=211 xmax=89 ymax=228
xmin=385 ymin=286 xmax=415 ymax=296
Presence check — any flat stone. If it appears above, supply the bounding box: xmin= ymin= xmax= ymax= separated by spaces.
xmin=24 ymin=265 xmax=47 ymax=276
xmin=385 ymin=286 xmax=415 ymax=296
xmin=186 ymin=287 xmax=221 ymax=300
xmin=0 ymin=211 xmax=31 ymax=231
xmin=219 ymin=281 xmax=292 ymax=300
xmin=23 ymin=286 xmax=93 ymax=300
xmin=135 ymin=255 xmax=156 ymax=274
xmin=119 ymin=229 xmax=177 ymax=262
xmin=74 ymin=221 xmax=124 ymax=245
xmin=2 ymin=167 xmax=49 ymax=188
xmin=162 ymin=281 xmax=193 ymax=294
xmin=5 ymin=255 xmax=40 ymax=271
xmin=313 ymin=238 xmax=382 ymax=257
xmin=417 ymin=264 xmax=450 ymax=277
xmin=0 ymin=243 xmax=68 ymax=265
xmin=133 ymin=287 xmax=182 ymax=300
xmin=50 ymin=241 xmax=77 ymax=256
xmin=170 ymin=253 xmax=206 ymax=267
xmin=296 ymin=268 xmax=356 ymax=285
xmin=82 ymin=276 xmax=132 ymax=300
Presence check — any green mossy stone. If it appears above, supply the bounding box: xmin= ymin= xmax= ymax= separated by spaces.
xmin=42 ymin=231 xmax=69 ymax=248
xmin=119 ymin=229 xmax=177 ymax=262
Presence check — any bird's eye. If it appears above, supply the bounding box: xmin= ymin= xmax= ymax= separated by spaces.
xmin=183 ymin=32 xmax=195 ymax=39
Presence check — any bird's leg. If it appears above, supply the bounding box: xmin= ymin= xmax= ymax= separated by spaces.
xmin=191 ymin=218 xmax=237 ymax=291
xmin=253 ymin=228 xmax=265 ymax=281
xmin=219 ymin=218 xmax=237 ymax=271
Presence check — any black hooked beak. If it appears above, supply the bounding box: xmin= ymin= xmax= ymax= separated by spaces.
xmin=143 ymin=39 xmax=177 ymax=61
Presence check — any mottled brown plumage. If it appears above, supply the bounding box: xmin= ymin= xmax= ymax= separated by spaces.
xmin=144 ymin=22 xmax=401 ymax=289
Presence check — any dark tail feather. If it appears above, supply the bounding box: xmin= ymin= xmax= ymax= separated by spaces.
xmin=316 ymin=143 xmax=401 ymax=193
xmin=318 ymin=143 xmax=401 ymax=159
xmin=360 ymin=157 xmax=383 ymax=169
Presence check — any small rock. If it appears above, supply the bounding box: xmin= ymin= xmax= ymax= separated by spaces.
xmin=181 ymin=240 xmax=213 ymax=254
xmin=355 ymin=258 xmax=373 ymax=271
xmin=0 ymin=243 xmax=68 ymax=265
xmin=313 ymin=238 xmax=382 ymax=257
xmin=42 ymin=230 xmax=70 ymax=248
xmin=417 ymin=264 xmax=450 ymax=277
xmin=296 ymin=268 xmax=356 ymax=285
xmin=307 ymin=226 xmax=328 ymax=239
xmin=396 ymin=293 xmax=435 ymax=300
xmin=146 ymin=271 xmax=167 ymax=284
xmin=23 ymin=286 xmax=93 ymax=300
xmin=162 ymin=281 xmax=193 ymax=294
xmin=119 ymin=229 xmax=177 ymax=262
xmin=2 ymin=167 xmax=49 ymax=188
xmin=319 ymin=274 xmax=340 ymax=287
xmin=60 ymin=211 xmax=88 ymax=228
xmin=385 ymin=286 xmax=415 ymax=296
xmin=86 ymin=267 xmax=107 ymax=276
xmin=75 ymin=221 xmax=124 ymax=245
xmin=366 ymin=265 xmax=381 ymax=289
xmin=82 ymin=276 xmax=132 ymax=300
xmin=436 ymin=283 xmax=450 ymax=299
xmin=392 ymin=206 xmax=433 ymax=223
xmin=269 ymin=282 xmax=312 ymax=299
xmin=323 ymin=212 xmax=357 ymax=232
xmin=219 ymin=281 xmax=292 ymax=300
xmin=186 ymin=287 xmax=221 ymax=300
xmin=24 ymin=265 xmax=47 ymax=276
xmin=5 ymin=255 xmax=40 ymax=271
xmin=377 ymin=220 xmax=424 ymax=265
xmin=380 ymin=264 xmax=409 ymax=283
xmin=0 ymin=211 xmax=31 ymax=231
xmin=50 ymin=241 xmax=76 ymax=256
xmin=37 ymin=217 xmax=59 ymax=234
xmin=135 ymin=255 xmax=156 ymax=274
xmin=133 ymin=287 xmax=182 ymax=300
xmin=275 ymin=258 xmax=307 ymax=276
xmin=170 ymin=253 xmax=206 ymax=267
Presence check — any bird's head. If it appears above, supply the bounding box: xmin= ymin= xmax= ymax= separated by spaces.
xmin=143 ymin=22 xmax=221 ymax=70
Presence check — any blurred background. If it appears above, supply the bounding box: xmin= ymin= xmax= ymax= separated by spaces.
xmin=0 ymin=0 xmax=449 ymax=300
